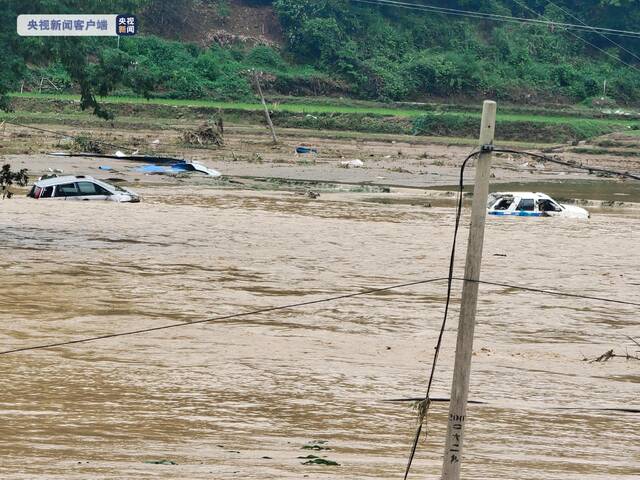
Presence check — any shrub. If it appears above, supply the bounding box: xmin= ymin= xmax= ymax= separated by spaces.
xmin=212 ymin=74 xmax=253 ymax=100
xmin=1 ymin=164 xmax=29 ymax=199
xmin=167 ymin=69 xmax=206 ymax=99
xmin=245 ymin=46 xmax=287 ymax=70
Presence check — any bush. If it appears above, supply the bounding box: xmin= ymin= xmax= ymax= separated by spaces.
xmin=167 ymin=69 xmax=207 ymax=99
xmin=245 ymin=46 xmax=287 ymax=70
xmin=194 ymin=52 xmax=222 ymax=81
xmin=611 ymin=72 xmax=640 ymax=104
xmin=212 ymin=74 xmax=253 ymax=100
xmin=1 ymin=164 xmax=29 ymax=199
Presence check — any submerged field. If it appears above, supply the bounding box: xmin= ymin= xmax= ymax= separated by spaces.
xmin=1 ymin=182 xmax=638 ymax=479
xmin=1 ymin=100 xmax=639 ymax=479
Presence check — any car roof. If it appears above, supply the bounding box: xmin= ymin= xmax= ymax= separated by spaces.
xmin=35 ymin=175 xmax=98 ymax=187
xmin=492 ymin=192 xmax=553 ymax=200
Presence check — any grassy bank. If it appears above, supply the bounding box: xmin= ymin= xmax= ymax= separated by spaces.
xmin=7 ymin=93 xmax=640 ymax=143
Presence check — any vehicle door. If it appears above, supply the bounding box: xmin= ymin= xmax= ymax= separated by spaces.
xmin=514 ymin=196 xmax=538 ymax=216
xmin=40 ymin=186 xmax=54 ymax=199
xmin=75 ymin=181 xmax=110 ymax=201
xmin=489 ymin=195 xmax=515 ymax=215
xmin=538 ymin=199 xmax=563 ymax=217
xmin=53 ymin=182 xmax=80 ymax=200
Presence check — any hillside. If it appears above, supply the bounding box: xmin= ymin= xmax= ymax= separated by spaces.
xmin=2 ymin=0 xmax=640 ymax=112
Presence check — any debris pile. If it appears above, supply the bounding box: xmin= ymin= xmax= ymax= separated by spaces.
xmin=182 ymin=119 xmax=224 ymax=147
xmin=71 ymin=135 xmax=104 ymax=154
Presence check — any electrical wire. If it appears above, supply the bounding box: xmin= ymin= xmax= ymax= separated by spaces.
xmin=510 ymin=0 xmax=640 ymax=75
xmin=0 ymin=274 xmax=636 ymax=357
xmin=401 ymin=144 xmax=639 ymax=479
xmin=402 ymin=149 xmax=480 ymax=480
xmin=0 ymin=278 xmax=449 ymax=355
xmin=351 ymin=0 xmax=640 ymax=39
xmin=492 ymin=148 xmax=640 ymax=181
xmin=385 ymin=398 xmax=640 ymax=414
xmin=455 ymin=278 xmax=640 ymax=307
xmin=544 ymin=0 xmax=640 ymax=65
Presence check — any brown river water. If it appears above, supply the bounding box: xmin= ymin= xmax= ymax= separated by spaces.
xmin=1 ymin=186 xmax=638 ymax=479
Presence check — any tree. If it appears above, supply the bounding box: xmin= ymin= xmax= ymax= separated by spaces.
xmin=0 ymin=164 xmax=28 ymax=199
xmin=0 ymin=0 xmax=148 ymax=118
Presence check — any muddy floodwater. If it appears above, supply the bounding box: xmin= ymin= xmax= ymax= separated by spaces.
xmin=1 ymin=186 xmax=638 ymax=480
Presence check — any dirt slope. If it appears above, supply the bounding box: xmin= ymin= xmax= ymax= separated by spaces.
xmin=149 ymin=0 xmax=283 ymax=47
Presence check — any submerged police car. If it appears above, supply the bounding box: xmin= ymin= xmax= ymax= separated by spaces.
xmin=487 ymin=192 xmax=589 ymax=219
xmin=27 ymin=175 xmax=140 ymax=203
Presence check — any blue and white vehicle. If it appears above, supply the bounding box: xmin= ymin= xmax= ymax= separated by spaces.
xmin=487 ymin=192 xmax=589 ymax=219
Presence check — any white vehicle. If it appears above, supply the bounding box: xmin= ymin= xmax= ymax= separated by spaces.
xmin=27 ymin=175 xmax=140 ymax=203
xmin=487 ymin=192 xmax=589 ymax=219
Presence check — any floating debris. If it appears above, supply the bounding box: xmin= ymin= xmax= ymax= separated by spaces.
xmin=144 ymin=459 xmax=177 ymax=465
xmin=134 ymin=160 xmax=221 ymax=177
xmin=298 ymin=455 xmax=340 ymax=466
xmin=302 ymin=441 xmax=330 ymax=450
xmin=340 ymin=159 xmax=364 ymax=168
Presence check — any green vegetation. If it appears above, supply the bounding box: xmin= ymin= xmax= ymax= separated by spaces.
xmin=1 ymin=1 xmax=640 ymax=109
xmin=1 ymin=0 xmax=640 ymax=146
xmin=1 ymin=164 xmax=29 ymax=199
xmin=273 ymin=0 xmax=640 ymax=105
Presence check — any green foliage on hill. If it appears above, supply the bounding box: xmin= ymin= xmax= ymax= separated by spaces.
xmin=1 ymin=0 xmax=640 ymax=116
xmin=273 ymin=0 xmax=640 ymax=105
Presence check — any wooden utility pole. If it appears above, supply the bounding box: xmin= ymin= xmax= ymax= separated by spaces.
xmin=441 ymin=100 xmax=496 ymax=480
xmin=253 ymin=72 xmax=278 ymax=144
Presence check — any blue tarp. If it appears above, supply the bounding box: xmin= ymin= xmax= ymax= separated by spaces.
xmin=135 ymin=162 xmax=193 ymax=174
xmin=296 ymin=146 xmax=318 ymax=154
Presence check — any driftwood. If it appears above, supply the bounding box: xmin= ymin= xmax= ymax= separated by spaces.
xmin=586 ymin=337 xmax=640 ymax=363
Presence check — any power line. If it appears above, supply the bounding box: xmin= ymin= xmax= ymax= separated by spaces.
xmin=510 ymin=0 xmax=640 ymax=76
xmin=384 ymin=397 xmax=640 ymax=414
xmin=1 ymin=275 xmax=637 ymax=356
xmin=493 ymin=148 xmax=640 ymax=181
xmin=456 ymin=278 xmax=640 ymax=307
xmin=351 ymin=0 xmax=640 ymax=39
xmin=401 ymin=143 xmax=639 ymax=479
xmin=544 ymin=0 xmax=640 ymax=65
xmin=0 ymin=278 xmax=447 ymax=355
xmin=403 ymin=149 xmax=479 ymax=480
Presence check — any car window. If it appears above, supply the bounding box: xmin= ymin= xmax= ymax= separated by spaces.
xmin=77 ymin=181 xmax=110 ymax=195
xmin=493 ymin=197 xmax=513 ymax=210
xmin=42 ymin=186 xmax=54 ymax=198
xmin=54 ymin=183 xmax=79 ymax=197
xmin=538 ymin=199 xmax=561 ymax=212
xmin=516 ymin=198 xmax=535 ymax=211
